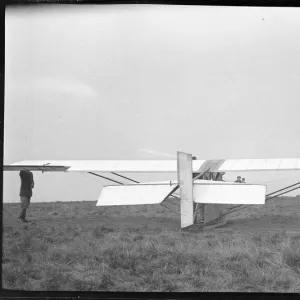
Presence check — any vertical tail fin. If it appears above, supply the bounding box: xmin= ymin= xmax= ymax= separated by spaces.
xmin=177 ymin=152 xmax=194 ymax=228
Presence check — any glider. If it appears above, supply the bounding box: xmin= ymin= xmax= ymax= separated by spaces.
xmin=3 ymin=154 xmax=300 ymax=229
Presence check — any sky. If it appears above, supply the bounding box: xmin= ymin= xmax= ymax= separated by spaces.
xmin=4 ymin=4 xmax=300 ymax=203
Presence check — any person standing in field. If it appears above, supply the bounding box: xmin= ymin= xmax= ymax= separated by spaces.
xmin=19 ymin=169 xmax=34 ymax=223
xmin=235 ymin=176 xmax=242 ymax=183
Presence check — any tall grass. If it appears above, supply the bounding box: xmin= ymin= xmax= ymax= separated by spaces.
xmin=3 ymin=200 xmax=300 ymax=292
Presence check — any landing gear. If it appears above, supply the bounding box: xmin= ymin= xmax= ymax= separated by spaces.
xmin=193 ymin=172 xmax=229 ymax=229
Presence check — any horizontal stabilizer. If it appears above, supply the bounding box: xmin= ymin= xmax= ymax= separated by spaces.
xmin=193 ymin=183 xmax=266 ymax=204
xmin=96 ymin=180 xmax=265 ymax=207
xmin=96 ymin=184 xmax=175 ymax=206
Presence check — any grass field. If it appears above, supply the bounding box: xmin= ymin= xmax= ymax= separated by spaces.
xmin=3 ymin=197 xmax=300 ymax=292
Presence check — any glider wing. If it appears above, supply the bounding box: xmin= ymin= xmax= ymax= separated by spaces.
xmin=3 ymin=158 xmax=300 ymax=173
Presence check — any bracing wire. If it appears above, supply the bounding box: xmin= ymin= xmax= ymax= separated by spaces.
xmin=88 ymin=172 xmax=124 ymax=185
xmin=111 ymin=172 xmax=140 ymax=184
xmin=111 ymin=172 xmax=181 ymax=201
xmin=194 ymin=204 xmax=205 ymax=213
xmin=165 ymin=198 xmax=178 ymax=206
xmin=228 ymin=181 xmax=300 ymax=212
xmin=266 ymin=185 xmax=300 ymax=201
xmin=78 ymin=171 xmax=115 ymax=184
xmin=266 ymin=181 xmax=300 ymax=197
xmin=160 ymin=202 xmax=181 ymax=216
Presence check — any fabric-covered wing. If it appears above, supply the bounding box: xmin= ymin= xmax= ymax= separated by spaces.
xmin=3 ymin=164 xmax=69 ymax=172
xmin=3 ymin=158 xmax=300 ymax=173
xmin=3 ymin=160 xmax=205 ymax=173
xmin=218 ymin=158 xmax=300 ymax=172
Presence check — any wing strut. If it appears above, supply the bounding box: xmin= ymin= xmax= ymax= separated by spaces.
xmin=110 ymin=172 xmax=181 ymax=204
xmin=217 ymin=181 xmax=300 ymax=218
xmin=88 ymin=172 xmax=124 ymax=185
xmin=265 ymin=181 xmax=300 ymax=198
xmin=111 ymin=172 xmax=140 ymax=184
xmin=111 ymin=171 xmax=180 ymax=200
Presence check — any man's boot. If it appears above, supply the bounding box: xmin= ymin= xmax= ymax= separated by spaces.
xmin=19 ymin=209 xmax=29 ymax=223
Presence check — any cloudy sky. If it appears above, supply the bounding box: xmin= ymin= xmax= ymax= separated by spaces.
xmin=4 ymin=5 xmax=300 ymax=203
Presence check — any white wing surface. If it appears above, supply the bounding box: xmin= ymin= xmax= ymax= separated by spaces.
xmin=96 ymin=184 xmax=175 ymax=206
xmin=3 ymin=158 xmax=300 ymax=173
xmin=96 ymin=181 xmax=266 ymax=207
xmin=218 ymin=158 xmax=300 ymax=172
xmin=3 ymin=160 xmax=204 ymax=172
xmin=193 ymin=182 xmax=266 ymax=204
